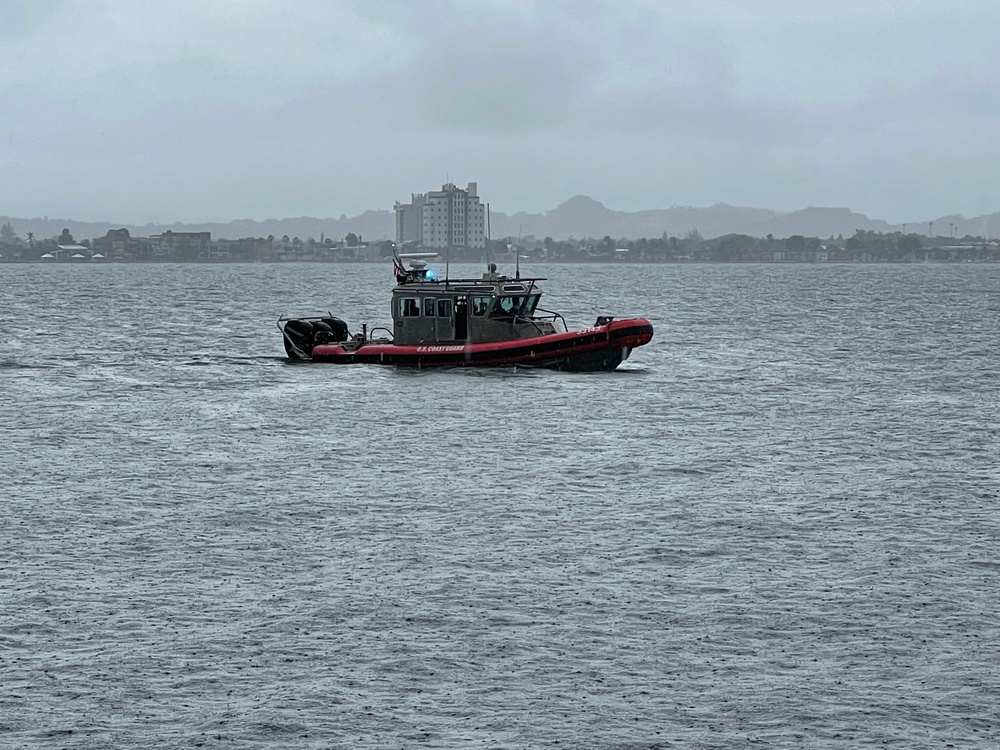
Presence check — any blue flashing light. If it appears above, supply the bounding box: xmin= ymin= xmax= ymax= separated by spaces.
xmin=426 ymin=269 xmax=436 ymax=280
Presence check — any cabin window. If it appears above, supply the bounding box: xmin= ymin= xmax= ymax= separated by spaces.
xmin=437 ymin=298 xmax=453 ymax=318
xmin=491 ymin=296 xmax=523 ymax=317
xmin=523 ymin=294 xmax=540 ymax=316
xmin=399 ymin=297 xmax=420 ymax=317
xmin=423 ymin=297 xmax=436 ymax=317
xmin=472 ymin=296 xmax=492 ymax=316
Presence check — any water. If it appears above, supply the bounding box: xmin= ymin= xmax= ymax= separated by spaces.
xmin=2 ymin=262 xmax=999 ymax=748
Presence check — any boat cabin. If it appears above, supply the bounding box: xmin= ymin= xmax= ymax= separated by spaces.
xmin=391 ymin=260 xmax=560 ymax=345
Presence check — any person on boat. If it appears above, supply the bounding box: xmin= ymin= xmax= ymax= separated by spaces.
xmin=402 ymin=298 xmax=420 ymax=317
xmin=492 ymin=296 xmax=520 ymax=317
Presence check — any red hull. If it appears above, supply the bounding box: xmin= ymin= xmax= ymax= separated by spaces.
xmin=308 ymin=317 xmax=653 ymax=371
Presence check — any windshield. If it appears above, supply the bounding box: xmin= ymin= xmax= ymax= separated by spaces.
xmin=490 ymin=295 xmax=524 ymax=317
xmin=522 ymin=294 xmax=540 ymax=316
xmin=472 ymin=296 xmax=491 ymax=316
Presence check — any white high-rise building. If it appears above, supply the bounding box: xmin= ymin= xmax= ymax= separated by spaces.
xmin=394 ymin=182 xmax=486 ymax=250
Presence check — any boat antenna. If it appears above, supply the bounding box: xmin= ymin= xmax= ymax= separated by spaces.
xmin=445 ymin=223 xmax=451 ymax=282
xmin=485 ymin=202 xmax=492 ymax=272
xmin=515 ymin=226 xmax=522 ymax=279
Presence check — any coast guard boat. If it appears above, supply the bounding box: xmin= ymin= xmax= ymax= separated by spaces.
xmin=277 ymin=252 xmax=653 ymax=371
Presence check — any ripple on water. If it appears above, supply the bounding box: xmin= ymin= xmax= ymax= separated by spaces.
xmin=2 ymin=263 xmax=1000 ymax=748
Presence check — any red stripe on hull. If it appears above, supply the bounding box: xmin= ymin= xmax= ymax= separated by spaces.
xmin=309 ymin=317 xmax=653 ymax=371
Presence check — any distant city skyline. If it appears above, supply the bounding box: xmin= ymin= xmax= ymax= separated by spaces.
xmin=2 ymin=1 xmax=998 ymax=225
xmin=4 ymin=193 xmax=1000 ymax=247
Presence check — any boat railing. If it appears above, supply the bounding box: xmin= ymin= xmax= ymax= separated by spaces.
xmin=367 ymin=326 xmax=393 ymax=343
xmin=517 ymin=308 xmax=568 ymax=334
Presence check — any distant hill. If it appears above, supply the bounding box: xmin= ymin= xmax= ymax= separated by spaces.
xmin=0 ymin=211 xmax=397 ymax=247
xmin=748 ymin=207 xmax=894 ymax=239
xmin=490 ymin=196 xmax=783 ymax=240
xmin=3 ymin=201 xmax=999 ymax=244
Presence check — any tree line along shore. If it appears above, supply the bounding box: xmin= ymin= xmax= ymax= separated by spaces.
xmin=2 ymin=223 xmax=998 ymax=263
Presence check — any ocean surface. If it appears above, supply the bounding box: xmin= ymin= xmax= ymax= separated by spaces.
xmin=2 ymin=261 xmax=999 ymax=749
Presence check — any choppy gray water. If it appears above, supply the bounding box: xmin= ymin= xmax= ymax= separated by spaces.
xmin=2 ymin=262 xmax=999 ymax=749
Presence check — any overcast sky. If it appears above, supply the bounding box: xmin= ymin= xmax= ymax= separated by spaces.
xmin=2 ymin=0 xmax=998 ymax=224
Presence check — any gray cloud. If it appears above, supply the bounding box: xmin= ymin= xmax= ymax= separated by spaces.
xmin=2 ymin=0 xmax=999 ymax=224
xmin=0 ymin=0 xmax=66 ymax=40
